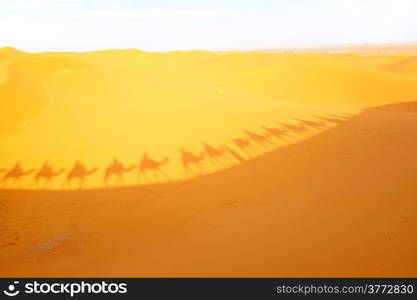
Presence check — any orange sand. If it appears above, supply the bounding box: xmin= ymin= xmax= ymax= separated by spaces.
xmin=0 ymin=44 xmax=417 ymax=277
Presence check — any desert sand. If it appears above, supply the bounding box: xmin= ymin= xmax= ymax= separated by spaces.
xmin=0 ymin=43 xmax=416 ymax=277
xmin=266 ymin=41 xmax=417 ymax=54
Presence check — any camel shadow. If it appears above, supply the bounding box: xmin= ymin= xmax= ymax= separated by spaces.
xmin=31 ymin=161 xmax=65 ymax=190
xmin=202 ymin=142 xmax=233 ymax=169
xmin=261 ymin=125 xmax=289 ymax=141
xmin=292 ymin=118 xmax=328 ymax=130
xmin=277 ymin=122 xmax=309 ymax=135
xmin=104 ymin=157 xmax=136 ymax=187
xmin=327 ymin=113 xmax=354 ymax=121
xmin=244 ymin=129 xmax=275 ymax=149
xmin=138 ymin=153 xmax=170 ymax=184
xmin=313 ymin=115 xmax=351 ymax=125
xmin=0 ymin=111 xmax=358 ymax=191
xmin=223 ymin=145 xmax=246 ymax=163
xmin=63 ymin=161 xmax=99 ymax=190
xmin=232 ymin=136 xmax=260 ymax=157
xmin=180 ymin=147 xmax=206 ymax=177
xmin=1 ymin=162 xmax=36 ymax=188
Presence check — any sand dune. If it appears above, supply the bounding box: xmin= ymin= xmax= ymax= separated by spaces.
xmin=266 ymin=41 xmax=417 ymax=54
xmin=1 ymin=49 xmax=417 ymax=188
xmin=1 ymin=101 xmax=416 ymax=277
xmin=384 ymin=57 xmax=417 ymax=77
xmin=0 ymin=55 xmax=94 ymax=136
xmin=0 ymin=47 xmax=25 ymax=62
xmin=1 ymin=45 xmax=416 ymax=277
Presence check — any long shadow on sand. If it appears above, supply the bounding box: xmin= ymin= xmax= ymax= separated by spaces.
xmin=1 ymin=102 xmax=417 ymax=277
xmin=2 ymin=101 xmax=415 ymax=196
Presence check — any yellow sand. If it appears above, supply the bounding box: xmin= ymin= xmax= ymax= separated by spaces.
xmin=0 ymin=45 xmax=416 ymax=276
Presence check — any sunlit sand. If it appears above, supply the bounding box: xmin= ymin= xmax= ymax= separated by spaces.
xmin=0 ymin=44 xmax=416 ymax=277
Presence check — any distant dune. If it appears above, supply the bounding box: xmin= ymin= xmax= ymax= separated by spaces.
xmin=1 ymin=101 xmax=416 ymax=277
xmin=265 ymin=41 xmax=417 ymax=54
xmin=0 ymin=54 xmax=93 ymax=136
xmin=0 ymin=47 xmax=26 ymax=62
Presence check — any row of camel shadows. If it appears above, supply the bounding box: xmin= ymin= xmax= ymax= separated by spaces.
xmin=0 ymin=114 xmax=351 ymax=189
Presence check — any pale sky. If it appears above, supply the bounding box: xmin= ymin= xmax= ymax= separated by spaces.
xmin=0 ymin=0 xmax=416 ymax=52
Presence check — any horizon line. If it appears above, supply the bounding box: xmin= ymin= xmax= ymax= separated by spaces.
xmin=2 ymin=40 xmax=417 ymax=54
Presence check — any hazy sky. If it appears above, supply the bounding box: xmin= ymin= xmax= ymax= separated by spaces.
xmin=0 ymin=0 xmax=416 ymax=52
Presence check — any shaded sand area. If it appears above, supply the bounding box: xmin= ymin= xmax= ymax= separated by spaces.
xmin=1 ymin=101 xmax=416 ymax=277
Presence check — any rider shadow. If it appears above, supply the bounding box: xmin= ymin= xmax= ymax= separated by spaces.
xmin=32 ymin=161 xmax=65 ymax=190
xmin=137 ymin=153 xmax=170 ymax=184
xmin=328 ymin=113 xmax=354 ymax=119
xmin=1 ymin=161 xmax=35 ymax=189
xmin=244 ymin=129 xmax=275 ymax=149
xmin=223 ymin=145 xmax=246 ymax=164
xmin=63 ymin=160 xmax=99 ymax=190
xmin=202 ymin=142 xmax=234 ymax=170
xmin=104 ymin=157 xmax=136 ymax=187
xmin=180 ymin=147 xmax=206 ymax=178
xmin=232 ymin=136 xmax=261 ymax=157
xmin=277 ymin=122 xmax=309 ymax=136
xmin=292 ymin=118 xmax=328 ymax=130
xmin=261 ymin=125 xmax=290 ymax=141
xmin=313 ymin=115 xmax=351 ymax=125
